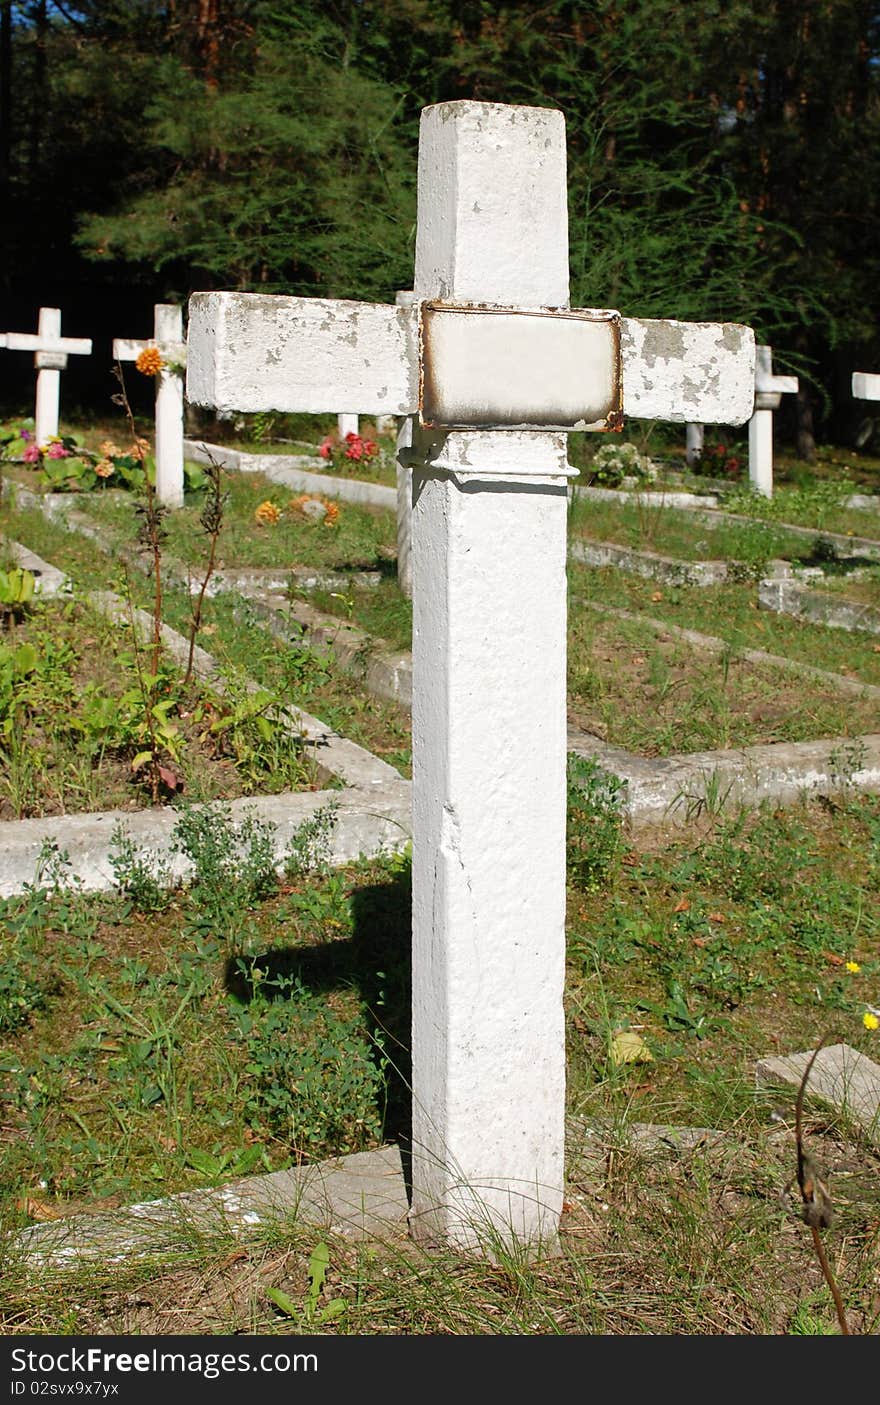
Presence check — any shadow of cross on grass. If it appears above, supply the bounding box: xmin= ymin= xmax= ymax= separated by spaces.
xmin=222 ymin=860 xmax=413 ymax=1153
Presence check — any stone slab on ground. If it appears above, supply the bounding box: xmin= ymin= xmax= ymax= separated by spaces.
xmin=755 ymin=1043 xmax=880 ymax=1146
xmin=759 ymin=576 xmax=880 ymax=636
xmin=12 ymin=1145 xmax=410 ymax=1267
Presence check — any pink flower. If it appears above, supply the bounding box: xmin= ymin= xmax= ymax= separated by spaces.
xmin=22 ymin=443 xmax=40 ymax=463
xmin=46 ymin=441 xmax=69 ymax=459
xmin=318 ymin=436 xmax=333 ymax=459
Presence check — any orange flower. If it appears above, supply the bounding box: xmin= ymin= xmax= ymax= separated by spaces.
xmin=323 ymin=501 xmax=340 ymax=526
xmin=99 ymin=439 xmax=121 ymax=457
xmin=255 ymin=500 xmax=281 ymax=525
xmin=135 ymin=345 xmax=164 ymax=377
xmin=94 ymin=458 xmax=115 ymax=478
xmin=130 ymin=437 xmax=151 ymax=462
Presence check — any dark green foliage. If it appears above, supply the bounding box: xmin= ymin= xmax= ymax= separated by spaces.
xmin=1 ymin=2 xmax=879 ymax=436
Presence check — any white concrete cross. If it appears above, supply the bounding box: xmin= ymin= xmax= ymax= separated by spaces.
xmin=0 ymin=307 xmax=92 ymax=446
xmin=748 ymin=344 xmax=798 ymax=497
xmin=113 ymin=304 xmax=187 ymax=508
xmin=853 ymin=370 xmax=880 ymax=403
xmin=186 ymin=100 xmax=755 ymax=1256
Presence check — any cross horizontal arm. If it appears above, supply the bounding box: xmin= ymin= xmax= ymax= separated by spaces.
xmin=620 ymin=319 xmax=755 ymax=424
xmin=853 ymin=372 xmax=880 ymax=401
xmin=187 ymin=291 xmax=755 ymax=428
xmin=113 ymin=338 xmax=187 ymax=363
xmin=2 ymin=332 xmax=92 ymax=355
xmin=187 ymin=292 xmax=417 ymax=416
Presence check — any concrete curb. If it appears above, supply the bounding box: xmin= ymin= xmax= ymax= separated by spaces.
xmin=0 ymin=579 xmax=411 ymax=898
xmin=12 ymin=1146 xmax=410 ymax=1267
xmin=184 ymin=439 xmax=397 ymax=511
xmin=572 ymin=483 xmax=719 ymax=509
xmin=755 ymin=1044 xmax=880 ymax=1146
xmin=759 ymin=576 xmax=880 ymax=636
xmin=15 ymin=1038 xmax=880 ymax=1269
xmin=568 ymin=729 xmax=880 ymax=827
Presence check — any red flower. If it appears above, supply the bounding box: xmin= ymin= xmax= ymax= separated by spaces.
xmin=318 ymin=436 xmax=333 ymax=459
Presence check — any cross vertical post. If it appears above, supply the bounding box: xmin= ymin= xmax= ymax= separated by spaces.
xmin=35 ymin=307 xmax=63 ymax=447
xmin=407 ymin=103 xmax=572 ymax=1252
xmin=748 ymin=344 xmax=798 ymax=497
xmin=685 ymin=422 xmax=704 ymax=468
xmin=113 ymin=304 xmax=187 ymax=508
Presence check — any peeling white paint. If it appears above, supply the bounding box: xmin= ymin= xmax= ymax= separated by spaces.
xmin=620 ymin=317 xmax=755 ymax=424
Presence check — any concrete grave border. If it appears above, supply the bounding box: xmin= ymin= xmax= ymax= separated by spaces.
xmin=0 ymin=540 xmax=411 ymax=898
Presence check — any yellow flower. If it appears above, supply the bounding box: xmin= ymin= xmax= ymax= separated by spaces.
xmin=254 ymin=500 xmax=280 ymax=525
xmin=863 ymin=1012 xmax=879 ymax=1031
xmin=845 ymin=961 xmax=861 ymax=974
xmin=94 ymin=458 xmax=115 ymax=478
xmin=135 ymin=345 xmax=164 ymax=377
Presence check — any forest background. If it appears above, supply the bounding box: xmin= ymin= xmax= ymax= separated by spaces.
xmin=1 ymin=0 xmax=879 ymax=455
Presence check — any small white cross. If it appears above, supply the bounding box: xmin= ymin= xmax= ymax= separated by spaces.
xmin=113 ymin=304 xmax=187 ymax=507
xmin=187 ymin=100 xmax=754 ymax=1256
xmin=0 ymin=307 xmax=92 ymax=445
xmin=749 ymin=344 xmax=798 ymax=496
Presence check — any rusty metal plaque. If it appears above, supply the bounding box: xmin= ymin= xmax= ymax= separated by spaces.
xmin=419 ymin=302 xmax=621 ymax=431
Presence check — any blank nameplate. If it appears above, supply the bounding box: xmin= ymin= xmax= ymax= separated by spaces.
xmin=419 ymin=303 xmax=621 ymax=431
xmin=35 ymin=351 xmax=68 ymax=370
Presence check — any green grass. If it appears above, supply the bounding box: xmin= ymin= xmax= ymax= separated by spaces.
xmin=0 ymin=791 xmax=877 ymax=1335
xmin=571 ymin=563 xmax=880 ymax=693
xmin=0 ymin=500 xmax=412 ymax=778
xmin=568 ymin=490 xmax=880 ymax=566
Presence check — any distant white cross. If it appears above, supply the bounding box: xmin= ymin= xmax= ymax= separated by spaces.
xmin=0 ymin=307 xmax=92 ymax=446
xmin=113 ymin=304 xmax=187 ymax=507
xmin=853 ymin=371 xmax=880 ymax=403
xmin=186 ymin=100 xmax=754 ymax=1256
xmin=749 ymin=344 xmax=798 ymax=497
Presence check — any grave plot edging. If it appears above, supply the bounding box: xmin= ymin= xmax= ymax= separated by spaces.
xmin=759 ymin=577 xmax=880 ymax=636
xmin=0 ymin=782 xmax=412 ymax=900
xmin=564 ymin=731 xmax=880 ymax=827
xmin=0 ymin=546 xmax=413 ymax=898
xmin=184 ymin=439 xmax=397 ymax=510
